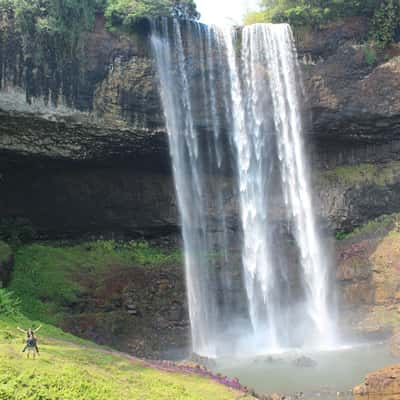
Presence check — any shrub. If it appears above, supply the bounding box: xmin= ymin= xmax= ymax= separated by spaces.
xmin=363 ymin=45 xmax=378 ymax=65
xmin=335 ymin=231 xmax=348 ymax=241
xmin=0 ymin=289 xmax=20 ymax=317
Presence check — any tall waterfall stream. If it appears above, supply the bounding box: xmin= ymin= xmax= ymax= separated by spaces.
xmin=151 ymin=19 xmax=335 ymax=358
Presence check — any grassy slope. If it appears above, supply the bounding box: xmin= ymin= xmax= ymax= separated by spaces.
xmin=0 ymin=315 xmax=253 ymax=400
xmin=8 ymin=241 xmax=181 ymax=324
xmin=1 ymin=241 xmax=255 ymax=398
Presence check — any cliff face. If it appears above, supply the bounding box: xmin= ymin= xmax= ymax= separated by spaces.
xmin=0 ymin=14 xmax=175 ymax=238
xmin=0 ymin=15 xmax=166 ymax=166
xmin=1 ymin=16 xmax=400 ymax=238
xmin=335 ymin=214 xmax=400 ymax=338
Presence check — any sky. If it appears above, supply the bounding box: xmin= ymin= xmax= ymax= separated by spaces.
xmin=196 ymin=0 xmax=260 ymax=26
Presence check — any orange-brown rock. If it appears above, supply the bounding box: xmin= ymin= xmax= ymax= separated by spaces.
xmin=336 ymin=219 xmax=400 ymax=335
xmin=353 ymin=365 xmax=400 ymax=400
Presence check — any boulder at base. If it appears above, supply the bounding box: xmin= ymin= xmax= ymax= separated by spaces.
xmin=353 ymin=365 xmax=400 ymax=399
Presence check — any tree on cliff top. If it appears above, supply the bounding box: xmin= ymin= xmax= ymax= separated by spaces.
xmin=105 ymin=0 xmax=200 ymax=31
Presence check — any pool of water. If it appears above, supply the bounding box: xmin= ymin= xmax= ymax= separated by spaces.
xmin=213 ymin=342 xmax=398 ymax=399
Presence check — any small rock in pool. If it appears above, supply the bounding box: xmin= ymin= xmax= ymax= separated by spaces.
xmin=293 ymin=355 xmax=317 ymax=368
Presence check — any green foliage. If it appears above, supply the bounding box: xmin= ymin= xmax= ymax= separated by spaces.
xmin=243 ymin=10 xmax=267 ymax=25
xmin=104 ymin=0 xmax=199 ymax=31
xmin=245 ymin=0 xmax=400 ymax=46
xmin=0 ymin=289 xmax=20 ymax=317
xmin=9 ymin=0 xmax=104 ymax=64
xmin=362 ymin=44 xmax=378 ymax=65
xmin=370 ymin=0 xmax=400 ymax=48
xmin=3 ymin=0 xmax=200 ymax=38
xmin=8 ymin=240 xmax=182 ymax=323
xmin=119 ymin=240 xmax=182 ymax=265
xmin=13 ymin=0 xmax=104 ymax=35
xmin=347 ymin=213 xmax=400 ymax=240
xmin=335 ymin=231 xmax=348 ymax=241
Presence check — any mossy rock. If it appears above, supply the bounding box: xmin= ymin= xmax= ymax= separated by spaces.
xmin=0 ymin=241 xmax=13 ymax=288
xmin=319 ymin=161 xmax=400 ymax=188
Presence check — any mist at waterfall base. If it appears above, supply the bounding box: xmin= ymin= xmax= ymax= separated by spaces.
xmin=151 ymin=19 xmax=338 ymax=359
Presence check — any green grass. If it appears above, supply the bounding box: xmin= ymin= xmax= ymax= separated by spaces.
xmin=0 ymin=241 xmax=12 ymax=264
xmin=346 ymin=213 xmax=400 ymax=240
xmin=0 ymin=242 xmax=252 ymax=399
xmin=8 ymin=240 xmax=182 ymax=324
xmin=0 ymin=313 xmax=252 ymax=400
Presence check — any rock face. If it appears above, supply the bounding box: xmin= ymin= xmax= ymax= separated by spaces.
xmin=0 ymin=165 xmax=178 ymax=238
xmin=298 ymin=18 xmax=400 ymax=149
xmin=0 ymin=14 xmax=166 ymax=162
xmin=353 ymin=365 xmax=400 ymax=400
xmin=336 ymin=214 xmax=400 ymax=337
xmin=0 ymin=13 xmax=173 ymax=239
xmin=316 ymin=161 xmax=400 ymax=231
xmin=60 ymin=261 xmax=189 ymax=359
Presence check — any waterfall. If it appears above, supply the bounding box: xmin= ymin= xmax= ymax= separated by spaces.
xmin=151 ymin=20 xmax=335 ymax=357
xmin=226 ymin=24 xmax=334 ymax=350
xmin=151 ymin=19 xmax=239 ymax=357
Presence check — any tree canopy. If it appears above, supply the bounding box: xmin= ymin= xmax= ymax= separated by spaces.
xmin=0 ymin=0 xmax=200 ymax=39
xmin=105 ymin=0 xmax=200 ymax=30
xmin=244 ymin=0 xmax=400 ymax=47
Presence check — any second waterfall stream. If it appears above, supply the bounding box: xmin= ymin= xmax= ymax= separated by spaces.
xmin=151 ymin=19 xmax=335 ymax=357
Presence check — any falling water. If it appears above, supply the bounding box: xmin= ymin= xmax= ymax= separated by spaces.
xmin=226 ymin=24 xmax=334 ymax=349
xmin=151 ymin=19 xmax=241 ymax=357
xmin=151 ymin=20 xmax=334 ymax=357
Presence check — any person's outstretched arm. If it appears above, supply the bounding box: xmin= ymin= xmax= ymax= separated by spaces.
xmin=34 ymin=325 xmax=42 ymax=333
xmin=17 ymin=327 xmax=26 ymax=333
